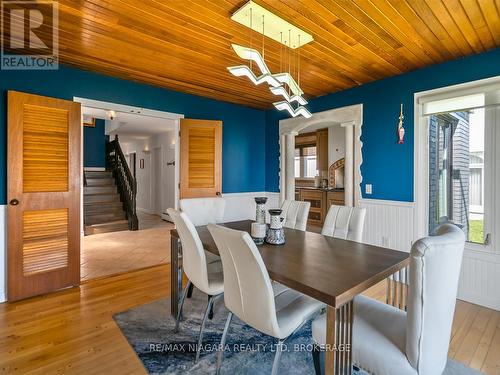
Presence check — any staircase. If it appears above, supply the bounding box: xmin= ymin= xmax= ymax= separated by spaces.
xmin=84 ymin=170 xmax=129 ymax=235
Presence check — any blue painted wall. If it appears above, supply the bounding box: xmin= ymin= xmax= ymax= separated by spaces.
xmin=265 ymin=48 xmax=500 ymax=202
xmin=84 ymin=118 xmax=107 ymax=168
xmin=2 ymin=48 xmax=499 ymax=205
xmin=0 ymin=65 xmax=266 ymax=204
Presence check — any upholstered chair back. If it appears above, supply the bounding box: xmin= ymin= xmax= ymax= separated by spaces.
xmin=179 ymin=197 xmax=226 ymax=226
xmin=167 ymin=208 xmax=211 ymax=295
xmin=406 ymin=223 xmax=465 ymax=374
xmin=321 ymin=205 xmax=366 ymax=242
xmin=208 ymin=224 xmax=280 ymax=338
xmin=281 ymin=200 xmax=311 ymax=231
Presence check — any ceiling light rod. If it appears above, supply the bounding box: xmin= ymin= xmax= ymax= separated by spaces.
xmin=231 ymin=0 xmax=313 ymax=48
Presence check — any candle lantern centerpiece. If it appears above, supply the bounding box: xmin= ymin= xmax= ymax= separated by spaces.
xmin=254 ymin=197 xmax=267 ymax=223
xmin=251 ymin=197 xmax=268 ymax=245
xmin=265 ymin=209 xmax=285 ymax=245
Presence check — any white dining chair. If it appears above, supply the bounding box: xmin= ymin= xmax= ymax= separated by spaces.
xmin=179 ymin=197 xmax=225 ymax=283
xmin=321 ymin=205 xmax=366 ymax=242
xmin=281 ymin=199 xmax=311 ymax=231
xmin=311 ymin=223 xmax=465 ymax=375
xmin=208 ymin=224 xmax=323 ymax=375
xmin=167 ymin=208 xmax=224 ymax=363
xmin=179 ymin=197 xmax=226 ymax=227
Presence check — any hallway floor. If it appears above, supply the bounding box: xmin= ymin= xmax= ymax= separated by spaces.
xmin=81 ymin=212 xmax=173 ymax=281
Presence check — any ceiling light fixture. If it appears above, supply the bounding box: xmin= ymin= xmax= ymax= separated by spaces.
xmin=270 ymin=86 xmax=307 ymax=105
xmin=107 ymin=110 xmax=117 ymax=120
xmin=274 ymin=101 xmax=312 ymax=119
xmin=228 ymin=1 xmax=314 ymax=119
xmin=227 ymin=65 xmax=281 ymax=87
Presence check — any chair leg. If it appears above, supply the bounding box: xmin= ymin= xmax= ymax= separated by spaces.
xmin=195 ymin=295 xmax=215 ymax=363
xmin=312 ymin=343 xmax=322 ymax=375
xmin=174 ymin=280 xmax=191 ymax=333
xmin=208 ymin=295 xmax=214 ymax=320
xmin=186 ymin=282 xmax=194 ymax=298
xmin=271 ymin=339 xmax=286 ymax=375
xmin=216 ymin=312 xmax=233 ymax=375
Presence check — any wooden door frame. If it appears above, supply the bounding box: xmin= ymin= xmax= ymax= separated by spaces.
xmin=152 ymin=147 xmax=163 ymax=216
xmin=179 ymin=119 xmax=223 ymax=199
xmin=73 ymin=97 xmax=184 ymax=232
xmin=129 ymin=152 xmax=137 ymax=179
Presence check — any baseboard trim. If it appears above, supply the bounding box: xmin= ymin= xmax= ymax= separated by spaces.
xmin=458 ymin=293 xmax=500 ymax=311
xmin=137 ymin=208 xmax=157 ymax=215
xmin=84 ymin=167 xmax=106 ymax=171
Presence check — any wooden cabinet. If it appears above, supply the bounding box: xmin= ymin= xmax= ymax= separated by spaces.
xmin=327 ymin=191 xmax=345 ymax=208
xmin=300 ymin=189 xmax=325 ymax=225
xmin=316 ymin=128 xmax=329 ymax=173
xmin=295 ymin=132 xmax=316 ymax=147
xmin=297 ymin=188 xmax=345 ymax=226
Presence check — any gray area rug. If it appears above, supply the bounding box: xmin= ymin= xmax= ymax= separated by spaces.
xmin=113 ymin=289 xmax=483 ymax=374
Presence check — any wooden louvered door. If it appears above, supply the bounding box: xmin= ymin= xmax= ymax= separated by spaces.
xmin=7 ymin=91 xmax=81 ymax=301
xmin=180 ymin=119 xmax=222 ymax=198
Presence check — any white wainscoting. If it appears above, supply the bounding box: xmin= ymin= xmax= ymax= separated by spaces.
xmin=358 ymin=199 xmax=415 ymax=252
xmin=0 ymin=205 xmax=6 ymax=303
xmin=2 ymin=195 xmax=499 ymax=310
xmin=458 ymin=250 xmax=500 ymax=311
xmin=359 ymin=198 xmax=500 ymax=311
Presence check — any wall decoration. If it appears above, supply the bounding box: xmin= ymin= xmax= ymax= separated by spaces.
xmin=83 ymin=115 xmax=95 ymax=127
xmin=140 ymin=159 xmax=144 ymax=169
xmin=397 ymin=103 xmax=405 ymax=144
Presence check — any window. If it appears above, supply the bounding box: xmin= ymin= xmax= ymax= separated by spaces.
xmin=294 ymin=146 xmax=317 ymax=178
xmin=428 ymin=108 xmax=488 ymax=244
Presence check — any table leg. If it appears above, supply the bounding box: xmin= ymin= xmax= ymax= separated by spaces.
xmin=325 ymin=300 xmax=354 ymax=374
xmin=170 ymin=236 xmax=182 ymax=318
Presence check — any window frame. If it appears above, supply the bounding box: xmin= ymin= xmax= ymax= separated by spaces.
xmin=414 ymin=77 xmax=500 ymax=254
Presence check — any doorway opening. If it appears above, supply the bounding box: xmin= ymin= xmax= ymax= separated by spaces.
xmin=279 ymin=104 xmax=363 ymax=232
xmin=76 ymin=97 xmax=183 ymax=281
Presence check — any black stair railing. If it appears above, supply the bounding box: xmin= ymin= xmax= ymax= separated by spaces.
xmin=106 ymin=134 xmax=138 ymax=230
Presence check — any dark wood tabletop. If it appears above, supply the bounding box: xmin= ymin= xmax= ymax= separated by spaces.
xmin=171 ymin=220 xmax=409 ymax=307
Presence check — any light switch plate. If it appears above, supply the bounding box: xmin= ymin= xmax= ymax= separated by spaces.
xmin=365 ymin=184 xmax=372 ymax=194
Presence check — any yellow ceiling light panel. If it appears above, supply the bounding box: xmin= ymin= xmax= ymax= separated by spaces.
xmin=231 ymin=1 xmax=313 ymax=49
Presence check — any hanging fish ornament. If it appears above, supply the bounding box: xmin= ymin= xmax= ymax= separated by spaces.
xmin=398 ymin=103 xmax=405 ymax=144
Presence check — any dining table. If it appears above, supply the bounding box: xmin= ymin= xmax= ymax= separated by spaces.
xmin=170 ymin=220 xmax=409 ymax=374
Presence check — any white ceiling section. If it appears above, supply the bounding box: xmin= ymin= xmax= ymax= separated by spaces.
xmin=81 ymin=106 xmax=176 ymax=138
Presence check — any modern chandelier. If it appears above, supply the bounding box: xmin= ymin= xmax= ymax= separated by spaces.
xmin=228 ymin=1 xmax=314 ymax=119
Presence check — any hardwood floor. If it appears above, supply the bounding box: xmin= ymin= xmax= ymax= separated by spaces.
xmin=1 ymin=264 xmax=499 ymax=374
xmin=81 ymin=214 xmax=172 ymax=281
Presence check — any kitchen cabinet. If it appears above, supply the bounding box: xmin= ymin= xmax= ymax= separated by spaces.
xmin=316 ymin=128 xmax=329 ymax=174
xmin=300 ymin=189 xmax=325 ymax=225
xmin=297 ymin=188 xmax=345 ymax=225
xmin=327 ymin=191 xmax=345 ymax=208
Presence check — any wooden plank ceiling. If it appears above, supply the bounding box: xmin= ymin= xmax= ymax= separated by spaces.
xmin=31 ymin=1 xmax=500 ymax=108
